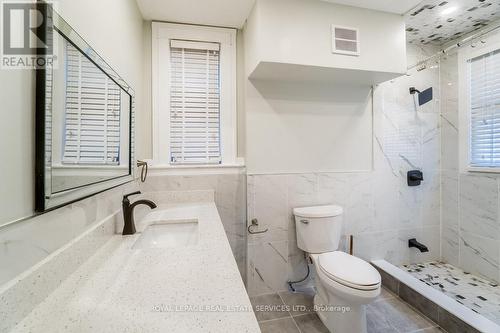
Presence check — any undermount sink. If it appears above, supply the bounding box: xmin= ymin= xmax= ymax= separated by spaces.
xmin=133 ymin=218 xmax=199 ymax=249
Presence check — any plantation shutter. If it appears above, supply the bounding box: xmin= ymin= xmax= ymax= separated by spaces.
xmin=62 ymin=40 xmax=121 ymax=165
xmin=169 ymin=39 xmax=221 ymax=165
xmin=470 ymin=49 xmax=500 ymax=168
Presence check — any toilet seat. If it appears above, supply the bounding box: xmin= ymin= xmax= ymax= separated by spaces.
xmin=317 ymin=251 xmax=381 ymax=291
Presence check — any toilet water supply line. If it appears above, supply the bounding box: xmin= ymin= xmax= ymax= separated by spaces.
xmin=287 ymin=235 xmax=354 ymax=292
xmin=287 ymin=252 xmax=311 ymax=292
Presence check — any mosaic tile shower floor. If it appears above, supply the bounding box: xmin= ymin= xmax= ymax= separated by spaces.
xmin=402 ymin=261 xmax=500 ymax=325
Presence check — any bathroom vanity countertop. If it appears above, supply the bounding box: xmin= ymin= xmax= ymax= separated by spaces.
xmin=10 ymin=203 xmax=260 ymax=333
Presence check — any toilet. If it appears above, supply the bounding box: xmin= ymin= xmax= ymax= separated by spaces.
xmin=293 ymin=205 xmax=381 ymax=333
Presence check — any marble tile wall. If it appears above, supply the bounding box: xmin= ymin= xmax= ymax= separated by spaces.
xmin=440 ymin=45 xmax=500 ymax=283
xmin=246 ymin=45 xmax=442 ymax=297
xmin=0 ymin=181 xmax=138 ymax=287
xmin=138 ymin=169 xmax=248 ymax=281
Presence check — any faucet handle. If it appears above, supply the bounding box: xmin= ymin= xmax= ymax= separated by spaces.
xmin=124 ymin=191 xmax=141 ymax=200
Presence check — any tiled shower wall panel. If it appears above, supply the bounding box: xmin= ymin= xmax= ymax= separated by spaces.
xmin=139 ymin=170 xmax=247 ymax=281
xmin=440 ymin=31 xmax=500 ymax=283
xmin=246 ymin=45 xmax=442 ymax=297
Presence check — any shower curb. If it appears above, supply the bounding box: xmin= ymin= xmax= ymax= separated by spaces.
xmin=372 ymin=260 xmax=497 ymax=333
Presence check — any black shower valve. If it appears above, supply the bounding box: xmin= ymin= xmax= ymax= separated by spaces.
xmin=407 ymin=170 xmax=423 ymax=186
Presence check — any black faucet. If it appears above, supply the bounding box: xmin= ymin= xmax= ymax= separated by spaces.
xmin=122 ymin=191 xmax=157 ymax=235
xmin=408 ymin=238 xmax=429 ymax=253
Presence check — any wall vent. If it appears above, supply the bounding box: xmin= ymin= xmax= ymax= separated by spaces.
xmin=332 ymin=25 xmax=360 ymax=56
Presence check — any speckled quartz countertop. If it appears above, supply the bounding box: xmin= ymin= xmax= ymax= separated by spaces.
xmin=10 ymin=202 xmax=260 ymax=333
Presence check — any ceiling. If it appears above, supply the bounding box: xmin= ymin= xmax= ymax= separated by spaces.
xmin=405 ymin=0 xmax=500 ymax=45
xmin=320 ymin=0 xmax=424 ymax=14
xmin=136 ymin=0 xmax=426 ymax=28
xmin=136 ymin=0 xmax=500 ymax=45
xmin=136 ymin=0 xmax=255 ymax=28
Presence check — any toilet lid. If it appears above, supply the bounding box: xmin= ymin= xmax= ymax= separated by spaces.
xmin=318 ymin=251 xmax=381 ymax=290
xmin=293 ymin=205 xmax=343 ymax=218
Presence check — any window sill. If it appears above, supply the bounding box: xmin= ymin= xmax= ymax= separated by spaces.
xmin=467 ymin=167 xmax=500 ymax=174
xmin=52 ymin=164 xmax=128 ymax=170
xmin=146 ymin=160 xmax=246 ymax=176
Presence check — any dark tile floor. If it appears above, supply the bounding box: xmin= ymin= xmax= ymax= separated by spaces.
xmin=250 ymin=287 xmax=446 ymax=333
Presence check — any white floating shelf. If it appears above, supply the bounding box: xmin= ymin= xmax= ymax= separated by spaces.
xmin=248 ymin=61 xmax=404 ymax=86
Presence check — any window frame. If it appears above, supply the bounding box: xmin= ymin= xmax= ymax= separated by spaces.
xmin=459 ymin=39 xmax=500 ymax=173
xmin=151 ymin=22 xmax=237 ymax=167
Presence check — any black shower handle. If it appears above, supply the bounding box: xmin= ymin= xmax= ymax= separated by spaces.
xmin=407 ymin=170 xmax=424 ymax=186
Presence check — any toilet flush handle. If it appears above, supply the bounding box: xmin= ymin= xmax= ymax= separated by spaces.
xmin=300 ymin=219 xmax=309 ymax=224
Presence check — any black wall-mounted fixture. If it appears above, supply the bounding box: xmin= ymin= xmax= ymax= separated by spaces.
xmin=409 ymin=87 xmax=420 ymax=94
xmin=408 ymin=238 xmax=429 ymax=253
xmin=407 ymin=170 xmax=423 ymax=186
xmin=409 ymin=87 xmax=433 ymax=106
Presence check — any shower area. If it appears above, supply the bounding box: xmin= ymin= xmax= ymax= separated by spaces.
xmin=370 ymin=1 xmax=500 ymax=331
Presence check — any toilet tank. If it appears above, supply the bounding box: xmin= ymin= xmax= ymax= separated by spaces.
xmin=293 ymin=205 xmax=343 ymax=254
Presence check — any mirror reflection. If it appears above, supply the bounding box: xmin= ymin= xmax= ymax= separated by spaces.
xmin=47 ymin=30 xmax=131 ymax=194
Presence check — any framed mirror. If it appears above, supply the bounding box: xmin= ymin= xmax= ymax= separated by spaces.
xmin=36 ymin=5 xmax=135 ymax=212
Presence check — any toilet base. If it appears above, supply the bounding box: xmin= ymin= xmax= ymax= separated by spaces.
xmin=314 ymin=287 xmax=368 ymax=333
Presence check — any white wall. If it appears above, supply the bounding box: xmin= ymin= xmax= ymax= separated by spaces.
xmin=142 ymin=21 xmax=153 ymax=158
xmin=245 ymin=80 xmax=373 ymax=174
xmin=0 ymin=67 xmax=34 ymax=225
xmin=245 ymin=0 xmax=407 ymax=77
xmin=0 ymin=0 xmax=145 ymax=226
xmin=236 ymin=30 xmax=247 ymax=157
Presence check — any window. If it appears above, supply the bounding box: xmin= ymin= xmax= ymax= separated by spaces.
xmin=467 ymin=48 xmax=500 ymax=169
xmin=169 ymin=40 xmax=221 ymax=164
xmin=62 ymin=40 xmax=122 ymax=165
xmin=152 ymin=23 xmax=237 ymax=167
